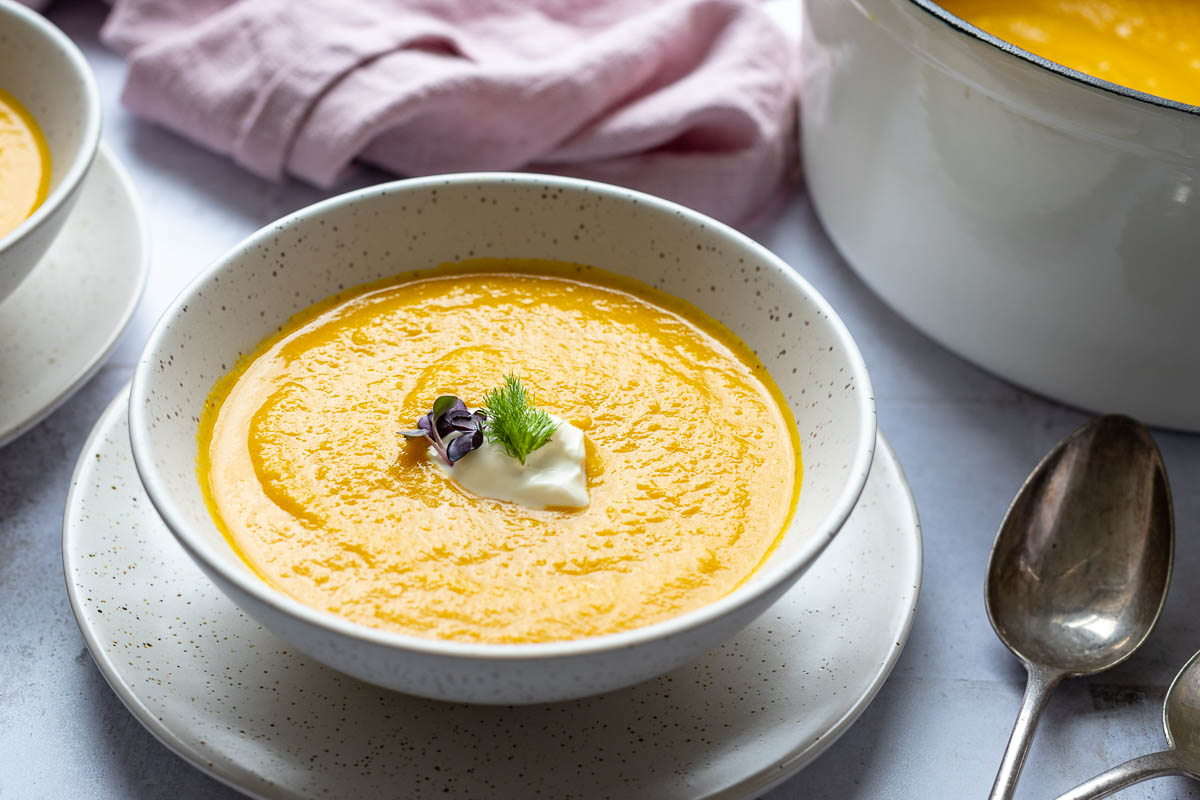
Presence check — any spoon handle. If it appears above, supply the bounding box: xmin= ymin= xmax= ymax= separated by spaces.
xmin=989 ymin=662 xmax=1064 ymax=800
xmin=1052 ymin=750 xmax=1190 ymax=800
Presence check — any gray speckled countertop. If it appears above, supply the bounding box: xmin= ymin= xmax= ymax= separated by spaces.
xmin=2 ymin=3 xmax=1199 ymax=798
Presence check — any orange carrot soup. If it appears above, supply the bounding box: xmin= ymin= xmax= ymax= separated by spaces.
xmin=199 ymin=260 xmax=803 ymax=643
xmin=941 ymin=0 xmax=1200 ymax=105
xmin=0 ymin=88 xmax=50 ymax=239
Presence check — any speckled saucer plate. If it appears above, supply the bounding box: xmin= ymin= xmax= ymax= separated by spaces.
xmin=0 ymin=146 xmax=147 ymax=447
xmin=64 ymin=386 xmax=922 ymax=800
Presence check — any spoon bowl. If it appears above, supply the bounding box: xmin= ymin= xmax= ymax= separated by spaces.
xmin=1166 ymin=650 xmax=1200 ymax=760
xmin=987 ymin=415 xmax=1173 ymax=673
xmin=986 ymin=415 xmax=1174 ymax=800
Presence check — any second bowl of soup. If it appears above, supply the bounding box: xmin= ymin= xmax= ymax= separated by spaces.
xmin=130 ymin=173 xmax=875 ymax=704
xmin=0 ymin=0 xmax=101 ymax=300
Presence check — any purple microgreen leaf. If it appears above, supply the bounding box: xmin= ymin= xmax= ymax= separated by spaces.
xmin=404 ymin=394 xmax=486 ymax=467
xmin=431 ymin=395 xmax=459 ymax=418
xmin=444 ymin=411 xmax=473 ymax=428
xmin=434 ymin=401 xmax=463 ymax=435
xmin=400 ymin=429 xmax=428 ymax=438
xmin=435 ymin=416 xmax=458 ymax=439
xmin=446 ymin=434 xmax=478 ymax=463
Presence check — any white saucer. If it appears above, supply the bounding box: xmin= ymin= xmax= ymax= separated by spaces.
xmin=64 ymin=385 xmax=922 ymax=800
xmin=0 ymin=146 xmax=147 ymax=447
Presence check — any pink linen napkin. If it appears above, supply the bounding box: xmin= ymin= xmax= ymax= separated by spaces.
xmin=99 ymin=0 xmax=796 ymax=223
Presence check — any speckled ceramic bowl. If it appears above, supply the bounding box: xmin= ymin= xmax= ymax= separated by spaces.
xmin=0 ymin=0 xmax=101 ymax=302
xmin=129 ymin=173 xmax=876 ymax=704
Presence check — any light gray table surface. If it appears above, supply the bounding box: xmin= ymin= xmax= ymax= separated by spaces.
xmin=2 ymin=3 xmax=1199 ymax=799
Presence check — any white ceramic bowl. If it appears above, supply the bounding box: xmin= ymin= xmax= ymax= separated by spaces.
xmin=0 ymin=0 xmax=101 ymax=301
xmin=801 ymin=0 xmax=1200 ymax=430
xmin=129 ymin=173 xmax=876 ymax=704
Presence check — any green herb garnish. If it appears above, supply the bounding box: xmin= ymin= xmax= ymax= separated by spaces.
xmin=482 ymin=375 xmax=559 ymax=465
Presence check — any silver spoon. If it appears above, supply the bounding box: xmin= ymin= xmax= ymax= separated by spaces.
xmin=986 ymin=414 xmax=1174 ymax=800
xmin=1053 ymin=648 xmax=1200 ymax=799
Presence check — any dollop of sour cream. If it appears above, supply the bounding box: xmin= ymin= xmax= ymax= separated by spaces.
xmin=428 ymin=415 xmax=588 ymax=509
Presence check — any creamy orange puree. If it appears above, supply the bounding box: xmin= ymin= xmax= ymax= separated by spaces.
xmin=0 ymin=88 xmax=50 ymax=239
xmin=941 ymin=0 xmax=1200 ymax=106
xmin=200 ymin=260 xmax=802 ymax=644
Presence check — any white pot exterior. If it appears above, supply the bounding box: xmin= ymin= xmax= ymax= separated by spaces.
xmin=129 ymin=174 xmax=876 ymax=705
xmin=801 ymin=0 xmax=1200 ymax=430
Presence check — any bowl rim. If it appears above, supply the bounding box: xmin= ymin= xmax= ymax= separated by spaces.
xmin=0 ymin=0 xmax=102 ymax=252
xmin=905 ymin=0 xmax=1200 ymax=117
xmin=129 ymin=172 xmax=877 ymax=662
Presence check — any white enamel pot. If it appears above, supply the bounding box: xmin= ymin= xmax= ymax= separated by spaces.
xmin=801 ymin=0 xmax=1200 ymax=430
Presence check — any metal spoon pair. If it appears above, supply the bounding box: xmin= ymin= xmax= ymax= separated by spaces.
xmin=984 ymin=415 xmax=1196 ymax=800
